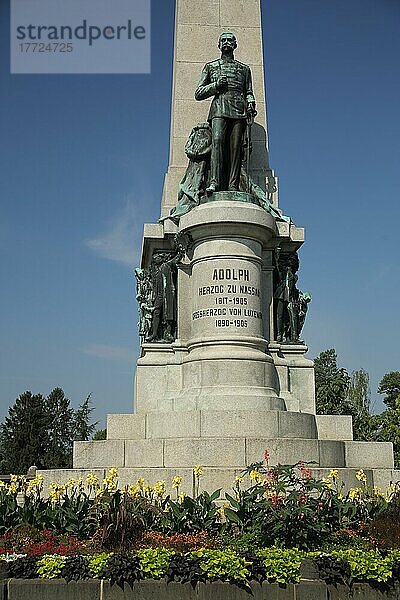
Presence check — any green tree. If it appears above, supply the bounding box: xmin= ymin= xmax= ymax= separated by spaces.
xmin=0 ymin=388 xmax=97 ymax=473
xmin=377 ymin=372 xmax=400 ymax=409
xmin=0 ymin=392 xmax=50 ymax=473
xmin=314 ymin=349 xmax=351 ymax=415
xmin=93 ymin=428 xmax=107 ymax=440
xmin=347 ymin=369 xmax=374 ymax=440
xmin=374 ymin=372 xmax=400 ymax=468
xmin=74 ymin=394 xmax=96 ymax=441
xmin=44 ymin=387 xmax=75 ymax=469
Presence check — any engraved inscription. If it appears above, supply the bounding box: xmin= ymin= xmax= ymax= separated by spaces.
xmin=193 ymin=265 xmax=262 ymax=330
xmin=212 ymin=268 xmax=249 ymax=281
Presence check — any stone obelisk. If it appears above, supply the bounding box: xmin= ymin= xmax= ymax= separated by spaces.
xmin=40 ymin=0 xmax=399 ymax=493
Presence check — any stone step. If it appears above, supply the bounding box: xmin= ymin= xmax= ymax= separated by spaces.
xmin=107 ymin=411 xmax=354 ymax=442
xmin=73 ymin=437 xmax=394 ymax=470
xmin=315 ymin=415 xmax=353 ymax=441
xmin=38 ymin=466 xmax=400 ymax=496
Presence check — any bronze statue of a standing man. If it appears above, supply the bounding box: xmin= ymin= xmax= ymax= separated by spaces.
xmin=195 ymin=32 xmax=256 ymax=193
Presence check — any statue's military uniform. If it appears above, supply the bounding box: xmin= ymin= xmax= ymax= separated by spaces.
xmin=195 ymin=58 xmax=255 ymax=190
xmin=195 ymin=59 xmax=254 ymax=119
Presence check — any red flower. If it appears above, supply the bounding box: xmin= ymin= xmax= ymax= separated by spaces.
xmin=299 ymin=461 xmax=312 ymax=479
xmin=270 ymin=493 xmax=283 ymax=507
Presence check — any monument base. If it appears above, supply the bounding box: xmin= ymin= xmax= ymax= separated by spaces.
xmin=38 ymin=405 xmax=400 ymax=494
xmin=69 ymin=410 xmax=395 ymax=476
xmin=39 ymin=386 xmax=400 ymax=492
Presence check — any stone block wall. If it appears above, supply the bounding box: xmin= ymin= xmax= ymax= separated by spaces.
xmin=2 ymin=578 xmax=399 ymax=600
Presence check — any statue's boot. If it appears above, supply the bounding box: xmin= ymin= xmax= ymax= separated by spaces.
xmin=206 ymin=181 xmax=218 ymax=194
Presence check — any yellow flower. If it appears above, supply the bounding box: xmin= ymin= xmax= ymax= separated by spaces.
xmin=348 ymin=487 xmax=363 ymax=502
xmin=373 ymin=486 xmax=383 ymax=498
xmin=154 ymin=480 xmax=166 ymax=497
xmin=26 ymin=474 xmax=43 ymax=495
xmin=234 ymin=475 xmax=243 ymax=485
xmin=128 ymin=485 xmax=141 ymax=498
xmin=48 ymin=482 xmax=65 ymax=503
xmin=249 ymin=470 xmax=262 ymax=484
xmin=0 ymin=480 xmax=5 ymax=488
xmin=10 ymin=474 xmax=18 ymax=484
xmin=338 ymin=493 xmax=344 ymax=500
xmin=178 ymin=492 xmax=185 ymax=503
xmin=102 ymin=477 xmax=117 ymax=492
xmin=102 ymin=467 xmax=119 ymax=493
xmin=322 ymin=477 xmax=332 ymax=488
xmin=356 ymin=469 xmax=367 ymax=483
xmin=193 ymin=465 xmax=204 ymax=477
xmin=8 ymin=484 xmax=17 ymax=495
xmin=217 ymin=503 xmax=232 ymax=521
xmin=144 ymin=485 xmax=153 ymax=494
xmin=172 ymin=475 xmax=183 ymax=489
xmin=136 ymin=477 xmax=146 ymax=488
xmin=65 ymin=478 xmax=76 ymax=490
xmin=86 ymin=473 xmax=99 ymax=487
xmin=328 ymin=469 xmax=338 ymax=480
xmin=385 ymin=484 xmax=395 ymax=501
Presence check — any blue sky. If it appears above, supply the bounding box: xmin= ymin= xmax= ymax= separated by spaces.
xmin=1 ymin=0 xmax=399 ymax=426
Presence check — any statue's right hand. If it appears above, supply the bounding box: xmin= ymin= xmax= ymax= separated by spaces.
xmin=216 ymin=76 xmax=228 ymax=90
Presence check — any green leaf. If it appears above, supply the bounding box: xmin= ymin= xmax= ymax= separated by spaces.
xmin=224 ymin=508 xmax=240 ymax=523
xmin=225 ymin=493 xmax=240 ymax=509
xmin=209 ymin=489 xmax=221 ymax=502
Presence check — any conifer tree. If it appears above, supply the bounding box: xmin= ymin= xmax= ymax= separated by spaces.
xmin=0 ymin=388 xmax=97 ymax=472
xmin=0 ymin=391 xmax=50 ymax=472
xmin=73 ymin=394 xmax=96 ymax=441
xmin=44 ymin=387 xmax=75 ymax=469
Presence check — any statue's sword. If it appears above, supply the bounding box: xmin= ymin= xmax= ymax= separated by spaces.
xmin=246 ymin=107 xmax=257 ymax=193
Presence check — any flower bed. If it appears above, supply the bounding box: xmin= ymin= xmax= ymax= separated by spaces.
xmin=0 ymin=455 xmax=399 ymax=591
